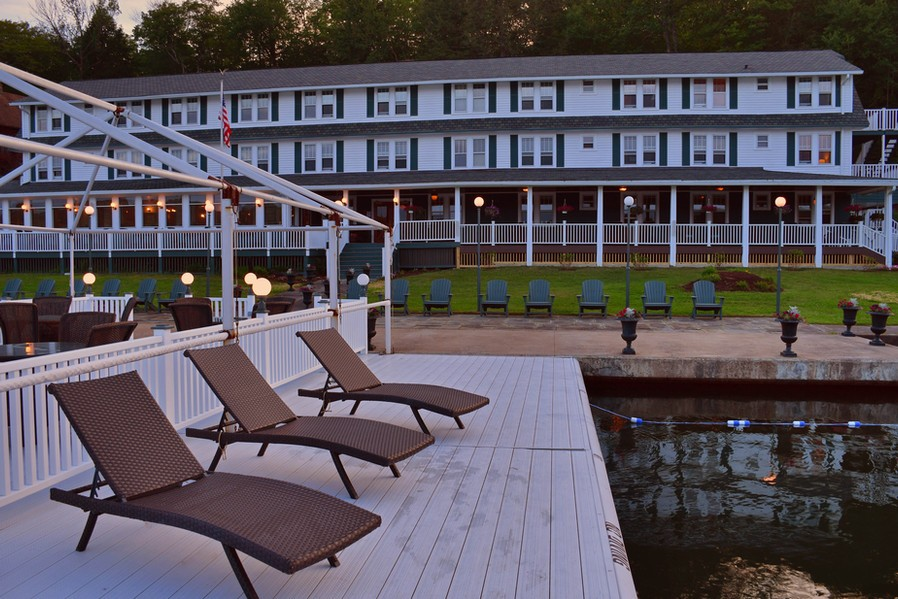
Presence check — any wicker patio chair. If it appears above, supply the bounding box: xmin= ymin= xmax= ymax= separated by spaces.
xmin=170 ymin=298 xmax=215 ymax=331
xmin=85 ymin=321 xmax=139 ymax=346
xmin=119 ymin=296 xmax=138 ymax=322
xmin=58 ymin=311 xmax=115 ymax=344
xmin=33 ymin=295 xmax=72 ymax=317
xmin=297 ymin=327 xmax=490 ymax=435
xmin=0 ymin=302 xmax=38 ymax=343
xmin=184 ymin=343 xmax=434 ymax=499
xmin=47 ymin=371 xmax=380 ymax=599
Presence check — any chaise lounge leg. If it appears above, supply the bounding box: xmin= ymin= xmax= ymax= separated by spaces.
xmin=223 ymin=544 xmax=260 ymax=599
xmin=411 ymin=408 xmax=431 ymax=436
xmin=331 ymin=452 xmax=359 ymax=499
xmin=75 ymin=512 xmax=100 ymax=551
xmin=453 ymin=416 xmax=465 ymax=429
xmin=349 ymin=400 xmax=362 ymax=415
xmin=327 ymin=555 xmax=340 ymax=567
xmin=390 ymin=464 xmax=401 ymax=477
xmin=257 ymin=442 xmax=269 ymax=457
xmin=208 ymin=446 xmax=225 ymax=471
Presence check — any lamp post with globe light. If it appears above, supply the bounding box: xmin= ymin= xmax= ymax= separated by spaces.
xmin=624 ymin=195 xmax=635 ymax=307
xmin=775 ymin=195 xmax=787 ymax=315
xmin=474 ymin=196 xmax=484 ymax=313
xmin=204 ymin=200 xmax=214 ymax=297
xmin=84 ymin=204 xmax=95 ymax=273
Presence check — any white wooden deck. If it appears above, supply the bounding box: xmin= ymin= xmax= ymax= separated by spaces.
xmin=0 ymin=354 xmax=635 ymax=598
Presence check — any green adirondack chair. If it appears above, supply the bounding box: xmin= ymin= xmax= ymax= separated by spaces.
xmin=134 ymin=278 xmax=159 ymax=312
xmin=422 ymin=278 xmax=452 ymax=316
xmin=378 ymin=279 xmax=409 ymax=315
xmin=691 ymin=280 xmax=725 ymax=319
xmin=100 ymin=278 xmax=121 ymax=296
xmin=523 ymin=279 xmax=554 ymax=317
xmin=158 ymin=279 xmax=189 ymax=311
xmin=480 ymin=280 xmax=510 ymax=316
xmin=34 ymin=279 xmax=57 ymax=297
xmin=642 ymin=280 xmax=674 ymax=318
xmin=578 ymin=279 xmax=610 ymax=317
xmin=2 ymin=278 xmax=24 ymax=299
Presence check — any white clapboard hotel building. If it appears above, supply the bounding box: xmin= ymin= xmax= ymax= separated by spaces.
xmin=1 ymin=50 xmax=896 ymax=274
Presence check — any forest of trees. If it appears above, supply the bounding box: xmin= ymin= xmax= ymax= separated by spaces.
xmin=0 ymin=0 xmax=896 ymax=107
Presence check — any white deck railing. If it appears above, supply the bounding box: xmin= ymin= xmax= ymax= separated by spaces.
xmin=399 ymin=219 xmax=456 ymax=242
xmin=0 ymin=300 xmax=369 ymax=508
xmin=852 ymin=164 xmax=898 ymax=178
xmin=865 ymin=108 xmax=898 ymax=130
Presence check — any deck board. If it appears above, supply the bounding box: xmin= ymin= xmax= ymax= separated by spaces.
xmin=0 ymin=354 xmax=634 ymax=598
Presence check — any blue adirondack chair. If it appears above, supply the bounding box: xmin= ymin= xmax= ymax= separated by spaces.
xmin=100 ymin=278 xmax=121 ymax=296
xmin=642 ymin=280 xmax=674 ymax=318
xmin=422 ymin=279 xmax=452 ymax=316
xmin=480 ymin=280 xmax=510 ymax=316
xmin=2 ymin=278 xmax=24 ymax=299
xmin=378 ymin=279 xmax=410 ymax=315
xmin=523 ymin=279 xmax=554 ymax=317
xmin=578 ymin=280 xmax=610 ymax=317
xmin=134 ymin=278 xmax=159 ymax=312
xmin=158 ymin=279 xmax=188 ymax=311
xmin=34 ymin=279 xmax=56 ymax=297
xmin=691 ymin=280 xmax=725 ymax=319
xmin=346 ymin=279 xmax=364 ymax=300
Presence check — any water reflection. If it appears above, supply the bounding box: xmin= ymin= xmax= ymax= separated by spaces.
xmin=594 ymin=396 xmax=898 ymax=598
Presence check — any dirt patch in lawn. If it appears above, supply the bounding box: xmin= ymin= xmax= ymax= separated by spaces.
xmin=684 ymin=271 xmax=774 ymax=292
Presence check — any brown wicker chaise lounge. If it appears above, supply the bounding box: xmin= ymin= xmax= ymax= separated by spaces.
xmin=48 ymin=371 xmax=380 ymax=599
xmin=296 ymin=328 xmax=490 ymax=435
xmin=184 ymin=343 xmax=434 ymax=499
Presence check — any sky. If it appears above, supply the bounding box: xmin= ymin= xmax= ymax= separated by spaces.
xmin=0 ymin=0 xmax=176 ymax=33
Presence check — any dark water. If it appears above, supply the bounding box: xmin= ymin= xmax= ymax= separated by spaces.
xmin=592 ymin=396 xmax=898 ymax=598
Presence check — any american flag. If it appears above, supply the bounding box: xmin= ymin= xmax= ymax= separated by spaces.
xmin=219 ymin=99 xmax=231 ymax=147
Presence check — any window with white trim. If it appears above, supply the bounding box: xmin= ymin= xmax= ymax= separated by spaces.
xmin=302 ymin=142 xmax=335 ymax=172
xmin=693 ymin=78 xmax=727 ymax=108
xmin=239 ymin=93 xmax=269 ymax=122
xmin=114 ymin=101 xmax=143 ymax=128
xmin=795 ymin=133 xmax=834 ymax=165
xmin=169 ymin=147 xmax=199 ymax=168
xmin=693 ymin=135 xmax=708 ymax=164
xmin=691 ymin=134 xmax=728 ymax=165
xmin=623 ymin=135 xmax=637 ymax=164
xmin=539 ymin=137 xmax=553 ymax=165
xmin=757 ymin=78 xmax=769 ymax=91
xmin=693 ymin=79 xmax=707 ymax=107
xmin=303 ymin=90 xmax=335 ymax=119
xmin=375 ymin=140 xmax=408 ymax=170
xmin=622 ymin=134 xmax=658 ymax=166
xmin=712 ymin=79 xmax=726 ymax=108
xmin=582 ymin=135 xmax=594 ymax=150
xmin=818 ymin=77 xmax=833 ymax=106
xmin=34 ymin=107 xmax=63 ymax=132
xmin=582 ymin=80 xmax=595 ymax=93
xmin=818 ymin=133 xmax=832 ymax=164
xmin=453 ymin=83 xmax=487 ymax=114
xmin=798 ymin=134 xmax=812 ymax=164
xmin=798 ymin=78 xmax=813 ymax=107
xmin=622 ymin=79 xmax=656 ymax=109
xmin=453 ymin=137 xmax=487 ymax=168
xmin=375 ymin=87 xmax=408 ymax=116
xmin=795 ymin=76 xmax=836 ymax=108
xmin=520 ymin=81 xmax=554 ymax=111
xmin=170 ymin=97 xmax=199 ymax=125
xmin=712 ymin=134 xmax=727 ymax=164
xmin=36 ymin=157 xmax=64 ymax=181
xmin=519 ymin=136 xmax=553 ymax=167
xmin=240 ymin=144 xmax=270 ymax=171
xmin=521 ymin=137 xmax=534 ymax=165
xmin=113 ymin=150 xmax=143 ymax=178
xmin=757 ymin=134 xmax=769 ymax=149
xmin=643 ymin=135 xmax=657 ymax=164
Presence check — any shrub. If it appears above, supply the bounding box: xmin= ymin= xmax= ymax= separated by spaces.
xmin=734 ymin=280 xmax=750 ymax=291
xmin=755 ymin=279 xmax=776 ymax=292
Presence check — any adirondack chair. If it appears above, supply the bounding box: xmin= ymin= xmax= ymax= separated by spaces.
xmin=100 ymin=278 xmax=121 ymax=296
xmin=422 ymin=278 xmax=452 ymax=316
xmin=34 ymin=278 xmax=56 ymax=297
xmin=479 ymin=280 xmax=510 ymax=316
xmin=577 ymin=279 xmax=610 ymax=317
xmin=134 ymin=278 xmax=158 ymax=312
xmin=523 ymin=279 xmax=554 ymax=317
xmin=345 ymin=278 xmax=364 ymax=300
xmin=691 ymin=280 xmax=725 ymax=319
xmin=70 ymin=280 xmax=86 ymax=297
xmin=158 ymin=279 xmax=188 ymax=311
xmin=378 ymin=279 xmax=409 ymax=315
xmin=641 ymin=280 xmax=674 ymax=318
xmin=2 ymin=278 xmax=24 ymax=299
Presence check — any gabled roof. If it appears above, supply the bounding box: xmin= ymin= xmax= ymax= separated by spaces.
xmin=20 ymin=50 xmax=862 ymax=101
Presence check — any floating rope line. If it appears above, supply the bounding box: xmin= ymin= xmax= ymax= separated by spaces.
xmin=588 ymin=404 xmax=898 ymax=430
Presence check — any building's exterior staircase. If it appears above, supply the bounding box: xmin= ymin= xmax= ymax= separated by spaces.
xmin=339 ymin=243 xmax=383 ymax=280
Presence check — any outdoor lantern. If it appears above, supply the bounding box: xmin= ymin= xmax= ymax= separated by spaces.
xmin=82 ymin=271 xmax=96 ymax=295
xmin=356 ymin=273 xmax=370 ymax=288
xmin=252 ymin=277 xmax=272 ymax=314
xmin=180 ymin=272 xmax=194 ymax=296
xmin=244 ymin=272 xmax=257 ymax=286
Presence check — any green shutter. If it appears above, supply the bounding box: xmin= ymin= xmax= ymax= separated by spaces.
xmin=612 ymin=79 xmax=620 ymax=111
xmin=366 ymin=139 xmax=374 ymax=171
xmin=270 ymin=142 xmax=278 ymax=174
xmin=410 ymin=85 xmax=418 ymax=116
xmin=200 ymin=98 xmax=207 ymax=125
xmin=612 ymin=133 xmax=620 ymax=167
xmin=681 ymin=132 xmax=690 ymax=166
xmin=488 ymin=82 xmax=497 ymax=113
xmin=510 ymin=82 xmax=518 ymax=112
xmin=681 ymin=79 xmax=690 ymax=109
xmin=489 ymin=135 xmax=497 ymax=168
xmin=659 ymin=132 xmax=668 ymax=166
xmin=787 ymin=77 xmax=795 ymax=109
xmin=200 ymin=155 xmax=207 ymax=171
xmin=30 ymin=153 xmax=35 ymax=181
xmin=107 ymin=149 xmax=114 ymax=179
xmin=231 ymin=95 xmax=239 ymax=123
xmin=410 ymin=138 xmax=418 ymax=170
xmin=835 ymin=131 xmax=841 ymax=165
xmin=443 ymin=137 xmax=451 ymax=169
xmin=29 ymin=108 xmax=35 ymax=133
xmin=336 ymin=89 xmax=344 ymax=118
xmin=161 ymin=98 xmax=169 ymax=126
xmin=295 ymin=92 xmax=302 ymax=120
xmin=366 ymin=88 xmax=374 ymax=118
xmin=161 ymin=147 xmax=169 ymax=170
xmin=729 ymin=132 xmax=737 ymax=166
xmin=659 ymin=78 xmax=668 ymax=110
xmin=294 ymin=142 xmax=302 ymax=172
xmin=144 ymin=154 xmax=151 ymax=178
xmin=786 ymin=132 xmax=795 ymax=166
xmin=231 ymin=143 xmax=239 ymax=175
xmin=145 ymin=101 xmax=152 ymax=118
xmin=510 ymin=135 xmax=518 ymax=168
xmin=271 ymin=92 xmax=279 ymax=121
xmin=63 ymin=115 xmax=70 ymax=132
xmin=729 ymin=77 xmax=738 ymax=109
xmin=64 ymin=159 xmax=71 ymax=181
xmin=336 ymin=140 xmax=344 ymax=172
xmin=835 ymin=75 xmax=842 ymax=107
xmin=556 ymin=80 xmax=564 ymax=112
xmin=556 ymin=133 xmax=564 ymax=167
xmin=443 ymin=84 xmax=451 ymax=114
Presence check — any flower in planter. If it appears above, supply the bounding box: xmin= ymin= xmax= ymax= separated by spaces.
xmin=484 ymin=203 xmax=500 ymax=219
xmin=777 ymin=306 xmax=802 ymax=321
xmin=837 ymin=297 xmax=859 ymax=308
xmin=616 ymin=307 xmax=641 ymax=319
xmin=557 ymin=203 xmax=575 ymax=214
xmin=869 ymin=303 xmax=892 ymax=314
xmin=845 ymin=204 xmax=865 ymax=214
xmin=702 ymin=205 xmax=717 ymax=213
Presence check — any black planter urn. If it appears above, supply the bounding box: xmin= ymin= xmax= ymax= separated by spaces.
xmin=367 ymin=313 xmax=378 ymax=350
xmin=301 ymin=289 xmax=314 ymax=309
xmin=619 ymin=318 xmax=638 ymax=355
xmin=777 ymin=319 xmax=799 ymax=357
xmin=868 ymin=312 xmax=890 ymax=347
xmin=840 ymin=307 xmax=860 ymax=337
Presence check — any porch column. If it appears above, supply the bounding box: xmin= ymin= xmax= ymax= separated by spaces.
xmin=668 ymin=185 xmax=677 ymax=266
xmin=526 ymin=187 xmax=534 ymax=265
xmin=595 ymin=186 xmax=604 ymax=266
xmin=157 ymin=194 xmax=166 ymax=228
xmin=886 ymin=186 xmax=895 ymax=268
xmin=383 ymin=230 xmax=394 ymax=354
xmin=111 ymin=196 xmax=121 ymax=229
xmin=814 ymin=186 xmax=824 ymax=268
xmin=1 ymin=200 xmax=9 ymax=226
xmin=741 ymin=186 xmax=750 ymax=266
xmin=181 ymin=194 xmax=190 ymax=228
xmin=394 ymin=190 xmax=402 ymax=244
xmin=453 ymin=187 xmax=461 ymax=243
xmin=43 ymin=199 xmax=53 ymax=228
xmin=327 ymin=215 xmax=340 ymax=313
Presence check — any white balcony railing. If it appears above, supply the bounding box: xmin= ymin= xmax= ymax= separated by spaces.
xmin=398 ymin=219 xmax=456 ymax=242
xmin=865 ymin=108 xmax=898 ymax=131
xmin=852 ymin=164 xmax=898 ymax=179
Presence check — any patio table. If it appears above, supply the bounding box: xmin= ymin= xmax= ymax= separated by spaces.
xmin=0 ymin=342 xmax=86 ymax=362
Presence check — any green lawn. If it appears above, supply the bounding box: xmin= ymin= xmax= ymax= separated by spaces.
xmin=370 ymin=266 xmax=898 ymax=323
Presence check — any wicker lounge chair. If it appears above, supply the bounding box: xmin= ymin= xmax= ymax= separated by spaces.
xmin=523 ymin=279 xmax=554 ymax=317
xmin=691 ymin=280 xmax=725 ymax=319
xmin=297 ymin=327 xmax=490 ymax=435
xmin=578 ymin=279 xmax=610 ymax=317
xmin=185 ymin=343 xmax=434 ymax=499
xmin=641 ymin=280 xmax=674 ymax=318
xmin=48 ymin=371 xmax=380 ymax=599
xmin=85 ymin=321 xmax=138 ymax=346
xmin=479 ymin=279 xmax=510 ymax=316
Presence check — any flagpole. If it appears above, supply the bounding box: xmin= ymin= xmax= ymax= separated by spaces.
xmin=218 ymin=71 xmax=235 ymax=330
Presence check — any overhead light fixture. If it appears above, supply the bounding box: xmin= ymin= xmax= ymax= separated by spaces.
xmin=255 ymin=198 xmax=263 ymax=207
xmin=619 ymin=186 xmax=628 ymax=192
xmin=110 ymin=200 xmax=118 ymax=210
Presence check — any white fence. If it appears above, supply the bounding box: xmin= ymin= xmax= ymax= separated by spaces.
xmin=0 ymin=300 xmax=370 ymax=508
xmin=865 ymin=108 xmax=898 ymax=131
xmin=399 ymin=219 xmax=457 ymax=242
xmin=852 ymin=164 xmax=898 ymax=179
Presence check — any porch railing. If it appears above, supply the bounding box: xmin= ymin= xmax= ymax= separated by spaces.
xmin=865 ymin=108 xmax=898 ymax=130
xmin=852 ymin=164 xmax=898 ymax=178
xmin=399 ymin=219 xmax=456 ymax=242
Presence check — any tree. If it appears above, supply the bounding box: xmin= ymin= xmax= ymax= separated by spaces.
xmin=0 ymin=20 xmax=72 ymax=84
xmin=309 ymin=0 xmax=419 ymax=65
xmin=133 ymin=0 xmax=226 ymax=75
xmin=220 ymin=0 xmax=314 ymax=69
